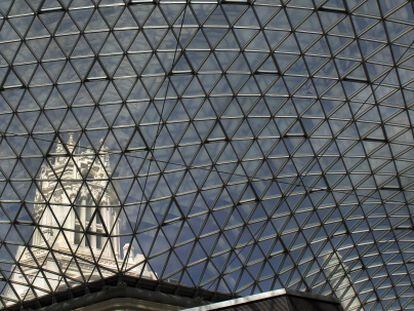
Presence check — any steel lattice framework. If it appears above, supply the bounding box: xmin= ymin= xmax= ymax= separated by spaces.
xmin=0 ymin=0 xmax=413 ymax=310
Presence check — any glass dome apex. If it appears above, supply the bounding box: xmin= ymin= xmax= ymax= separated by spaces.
xmin=0 ymin=0 xmax=413 ymax=310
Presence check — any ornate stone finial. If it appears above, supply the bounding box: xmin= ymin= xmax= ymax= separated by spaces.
xmin=67 ymin=133 xmax=75 ymax=153
xmin=100 ymin=138 xmax=110 ymax=168
xmin=55 ymin=137 xmax=65 ymax=154
xmin=99 ymin=137 xmax=105 ymax=148
xmin=123 ymin=243 xmax=131 ymax=260
xmin=54 ymin=137 xmax=66 ymax=166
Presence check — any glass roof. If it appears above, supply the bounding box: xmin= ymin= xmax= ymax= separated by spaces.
xmin=0 ymin=0 xmax=413 ymax=309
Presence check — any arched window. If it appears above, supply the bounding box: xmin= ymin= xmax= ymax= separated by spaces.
xmin=74 ymin=196 xmax=83 ymax=245
xmin=73 ymin=195 xmax=103 ymax=250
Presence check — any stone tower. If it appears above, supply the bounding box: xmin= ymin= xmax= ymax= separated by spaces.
xmin=4 ymin=136 xmax=155 ymax=305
